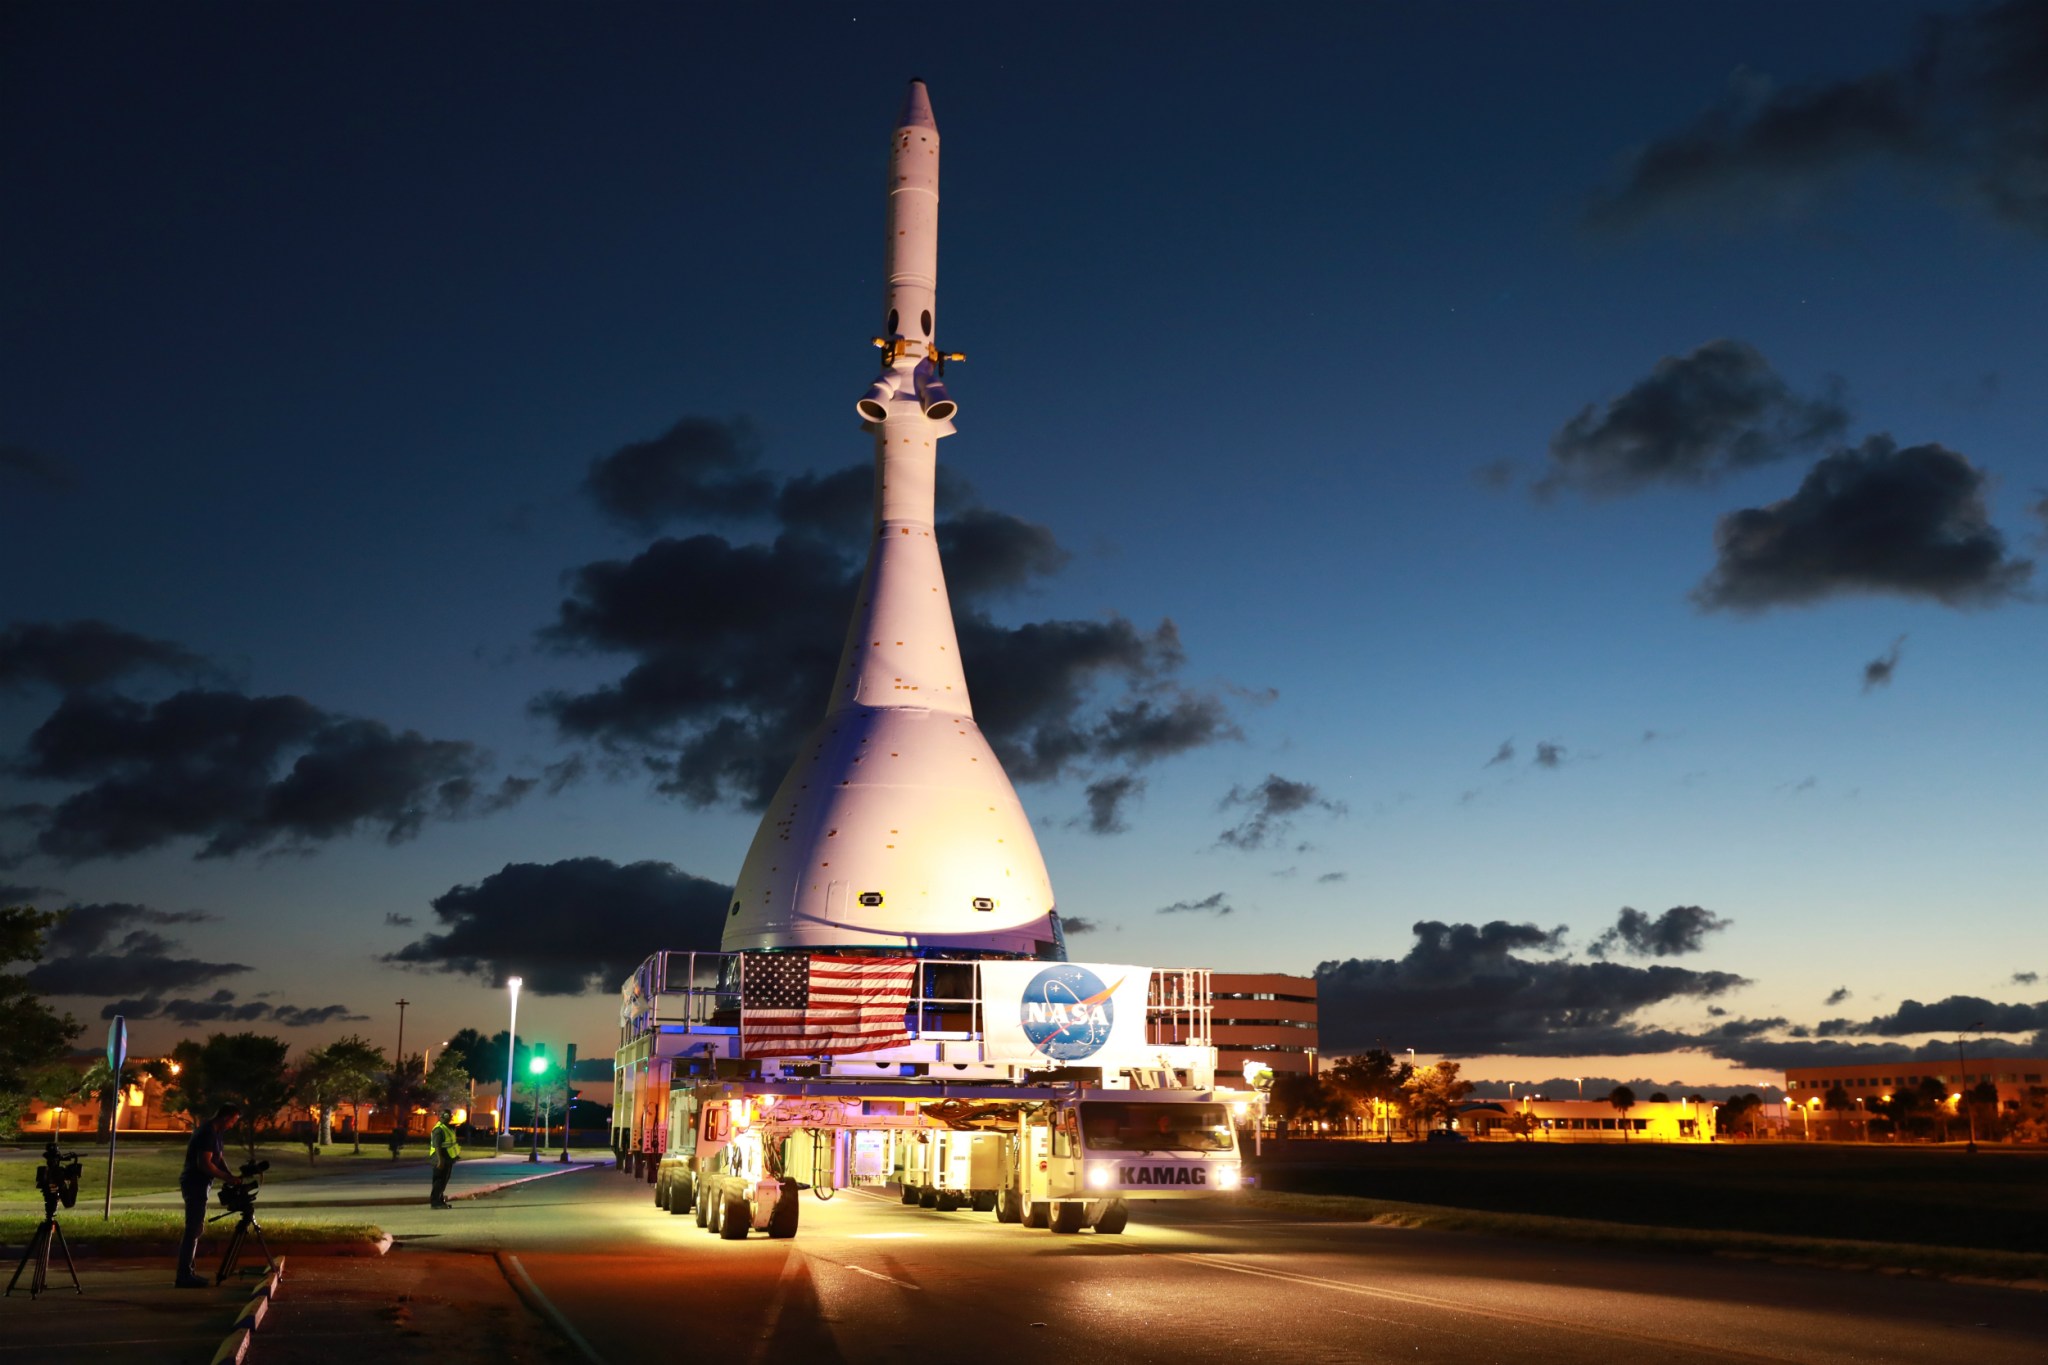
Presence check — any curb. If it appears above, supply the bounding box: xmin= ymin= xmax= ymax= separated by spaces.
xmin=450 ymin=1161 xmax=601 ymax=1203
xmin=208 ymin=1257 xmax=284 ymax=1365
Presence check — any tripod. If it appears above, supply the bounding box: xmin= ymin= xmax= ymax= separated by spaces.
xmin=211 ymin=1203 xmax=273 ymax=1284
xmin=6 ymin=1192 xmax=81 ymax=1298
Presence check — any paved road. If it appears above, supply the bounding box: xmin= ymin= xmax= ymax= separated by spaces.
xmin=348 ymin=1165 xmax=2048 ymax=1365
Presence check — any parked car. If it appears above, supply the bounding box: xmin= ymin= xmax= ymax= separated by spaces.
xmin=1425 ymin=1129 xmax=1469 ymax=1143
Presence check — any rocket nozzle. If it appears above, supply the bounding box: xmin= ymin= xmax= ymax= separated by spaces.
xmin=913 ymin=365 xmax=956 ymax=422
xmin=857 ymin=377 xmax=899 ymax=423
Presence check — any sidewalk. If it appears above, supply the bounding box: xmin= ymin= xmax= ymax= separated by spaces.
xmin=0 ymin=1260 xmax=250 ymax=1364
xmin=110 ymin=1153 xmax=611 ymax=1210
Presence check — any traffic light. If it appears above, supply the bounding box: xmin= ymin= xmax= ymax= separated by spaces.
xmin=528 ymin=1043 xmax=550 ymax=1077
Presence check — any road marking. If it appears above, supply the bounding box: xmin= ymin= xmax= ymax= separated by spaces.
xmin=504 ymin=1254 xmax=608 ymax=1365
xmin=1167 ymin=1255 xmax=1792 ymax=1363
xmin=834 ymin=1262 xmax=924 ymax=1290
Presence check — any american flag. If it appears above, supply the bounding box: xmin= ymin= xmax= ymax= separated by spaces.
xmin=740 ymin=955 xmax=917 ymax=1057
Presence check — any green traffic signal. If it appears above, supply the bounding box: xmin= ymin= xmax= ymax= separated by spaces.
xmin=529 ymin=1043 xmax=550 ymax=1076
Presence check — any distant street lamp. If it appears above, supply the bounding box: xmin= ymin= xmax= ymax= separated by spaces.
xmin=1956 ymin=1025 xmax=1984 ymax=1153
xmin=501 ymin=976 xmax=523 ymax=1152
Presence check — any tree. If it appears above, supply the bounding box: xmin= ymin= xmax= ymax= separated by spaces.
xmin=1 ymin=907 xmax=82 ymax=1137
xmin=293 ymin=1045 xmax=352 ymax=1147
xmin=423 ymin=1049 xmax=471 ymax=1115
xmin=1268 ymin=1070 xmax=1339 ymax=1132
xmin=1327 ymin=1050 xmax=1414 ymax=1134
xmin=385 ymin=1052 xmax=428 ymax=1155
xmin=169 ymin=1033 xmax=294 ymax=1161
xmin=1649 ymin=1091 xmax=1670 ymax=1104
xmin=1402 ymin=1062 xmax=1475 ymax=1132
xmin=1502 ymin=1109 xmax=1541 ymax=1142
xmin=1716 ymin=1092 xmax=1762 ymax=1138
xmin=74 ymin=1056 xmax=171 ymax=1135
xmin=317 ymin=1035 xmax=387 ymax=1154
xmin=1609 ymin=1084 xmax=1637 ymax=1140
xmin=1824 ymin=1084 xmax=1853 ymax=1139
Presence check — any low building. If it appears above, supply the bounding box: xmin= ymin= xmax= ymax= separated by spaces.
xmin=1209 ymin=973 xmax=1318 ymax=1078
xmin=1459 ymin=1096 xmax=1718 ymax=1142
xmin=1782 ymin=1056 xmax=2047 ymax=1138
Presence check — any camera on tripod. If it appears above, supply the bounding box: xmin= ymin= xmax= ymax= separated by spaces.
xmin=33 ymin=1143 xmax=82 ymax=1211
xmin=216 ymin=1158 xmax=269 ymax=1217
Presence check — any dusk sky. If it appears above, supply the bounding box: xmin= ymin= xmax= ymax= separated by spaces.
xmin=5 ymin=1 xmax=2044 ymax=1094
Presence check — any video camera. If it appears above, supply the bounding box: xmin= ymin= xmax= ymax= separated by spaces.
xmin=33 ymin=1142 xmax=82 ymax=1211
xmin=216 ymin=1158 xmax=269 ymax=1218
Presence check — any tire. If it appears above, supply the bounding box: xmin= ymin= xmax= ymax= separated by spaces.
xmin=917 ymin=1185 xmax=939 ymax=1208
xmin=1023 ymin=1200 xmax=1050 ymax=1229
xmin=655 ymin=1172 xmax=671 ymax=1208
xmin=934 ymin=1191 xmax=962 ymax=1212
xmin=1050 ymin=1202 xmax=1086 ymax=1235
xmin=1093 ymin=1200 xmax=1128 ymax=1235
xmin=705 ymin=1186 xmax=722 ymax=1234
xmin=669 ymin=1177 xmax=694 ymax=1215
xmin=900 ymin=1182 xmax=920 ymax=1206
xmin=768 ymin=1189 xmax=800 ymax=1239
xmin=719 ymin=1194 xmax=751 ymax=1239
xmin=995 ymin=1188 xmax=1022 ymax=1224
xmin=970 ymin=1190 xmax=996 ymax=1213
xmin=694 ymin=1184 xmax=710 ymax=1227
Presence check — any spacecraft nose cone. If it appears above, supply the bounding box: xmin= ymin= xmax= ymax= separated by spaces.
xmin=897 ymin=79 xmax=937 ymax=132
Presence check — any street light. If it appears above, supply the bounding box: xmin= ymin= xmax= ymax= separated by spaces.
xmin=501 ymin=976 xmax=523 ymax=1152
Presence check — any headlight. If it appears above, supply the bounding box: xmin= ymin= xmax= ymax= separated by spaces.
xmin=1086 ymin=1164 xmax=1113 ymax=1190
xmin=1215 ymin=1165 xmax=1241 ymax=1189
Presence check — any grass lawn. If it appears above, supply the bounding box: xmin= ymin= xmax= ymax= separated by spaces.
xmin=1250 ymin=1139 xmax=2047 ymax=1255
xmin=0 ymin=1141 xmax=428 ymax=1205
xmin=0 ymin=1206 xmax=383 ymax=1248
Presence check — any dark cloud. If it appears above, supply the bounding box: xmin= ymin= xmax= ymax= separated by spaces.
xmin=1484 ymin=740 xmax=1515 ymax=768
xmin=1216 ymin=774 xmax=1344 ymax=850
xmin=0 ymin=620 xmax=214 ymax=695
xmin=1695 ymin=437 xmax=2034 ymax=612
xmin=1815 ymin=994 xmax=2047 ymax=1037
xmin=1533 ymin=742 xmax=1567 ymax=769
xmin=1588 ymin=2 xmax=2048 ymax=238
xmin=2030 ymin=490 xmax=2048 ymax=549
xmin=582 ymin=417 xmax=778 ymax=531
xmin=0 ymin=882 xmax=60 ymax=904
xmin=1712 ymin=1033 xmax=2048 ymax=1071
xmin=2014 ymin=971 xmax=2040 ymax=986
xmin=1825 ymin=986 xmax=1852 ymax=1006
xmin=1081 ymin=775 xmax=1144 ymax=835
xmin=1473 ymin=459 xmax=1517 ymax=491
xmin=1156 ymin=892 xmax=1233 ymax=917
xmin=0 ymin=443 xmax=73 ymax=493
xmin=21 ymin=902 xmax=249 ymax=998
xmin=15 ymin=689 xmax=525 ymax=862
xmin=541 ymin=433 xmax=1246 ymax=810
xmin=383 ymin=912 xmax=416 ymax=927
xmin=97 ymin=988 xmax=365 ymax=1027
xmin=1060 ymin=916 xmax=1099 ymax=936
xmin=385 ymin=857 xmax=732 ymax=995
xmin=1317 ymin=871 xmax=1348 ymax=884
xmin=1588 ymin=905 xmax=1732 ymax=959
xmin=1861 ymin=636 xmax=1906 ymax=692
xmin=1538 ymin=341 xmax=1848 ymax=498
xmin=1318 ymin=919 xmax=1746 ymax=1057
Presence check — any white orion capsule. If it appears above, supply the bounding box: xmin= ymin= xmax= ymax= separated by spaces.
xmin=722 ymin=81 xmax=1062 ymax=960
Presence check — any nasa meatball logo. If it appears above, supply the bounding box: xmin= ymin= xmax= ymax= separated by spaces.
xmin=1019 ymin=965 xmax=1123 ymax=1061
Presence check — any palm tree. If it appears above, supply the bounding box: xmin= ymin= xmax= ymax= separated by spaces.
xmin=1608 ymin=1085 xmax=1637 ymax=1140
xmin=74 ymin=1057 xmax=170 ymax=1134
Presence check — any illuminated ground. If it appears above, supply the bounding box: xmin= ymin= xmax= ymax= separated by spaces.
xmin=269 ymin=1162 xmax=2048 ymax=1365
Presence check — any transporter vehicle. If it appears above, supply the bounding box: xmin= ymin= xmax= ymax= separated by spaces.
xmin=618 ymin=951 xmax=1249 ymax=1240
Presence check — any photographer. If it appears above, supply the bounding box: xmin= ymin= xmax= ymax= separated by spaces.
xmin=174 ymin=1103 xmax=240 ymax=1288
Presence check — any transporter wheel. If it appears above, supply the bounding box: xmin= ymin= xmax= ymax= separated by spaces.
xmin=670 ymin=1177 xmax=694 ymax=1215
xmin=971 ymin=1190 xmax=996 ymax=1213
xmin=995 ymin=1188 xmax=1023 ymax=1224
xmin=934 ymin=1191 xmax=962 ymax=1212
xmin=719 ymin=1194 xmax=751 ymax=1240
xmin=768 ymin=1189 xmax=801 ymax=1239
xmin=655 ymin=1172 xmax=671 ymax=1208
xmin=704 ymin=1187 xmax=722 ymax=1233
xmin=1023 ymin=1200 xmax=1050 ymax=1229
xmin=694 ymin=1184 xmax=710 ymax=1227
xmin=900 ymin=1182 xmax=919 ymax=1206
xmin=918 ymin=1185 xmax=940 ymax=1208
xmin=1093 ymin=1201 xmax=1128 ymax=1235
xmin=1049 ymin=1202 xmax=1086 ymax=1235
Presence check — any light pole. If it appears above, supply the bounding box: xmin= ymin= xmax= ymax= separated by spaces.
xmin=1956 ymin=1027 xmax=1983 ymax=1153
xmin=501 ymin=976 xmax=522 ymax=1152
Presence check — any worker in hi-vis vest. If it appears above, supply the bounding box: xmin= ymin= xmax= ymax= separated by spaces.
xmin=429 ymin=1109 xmax=462 ymax=1209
